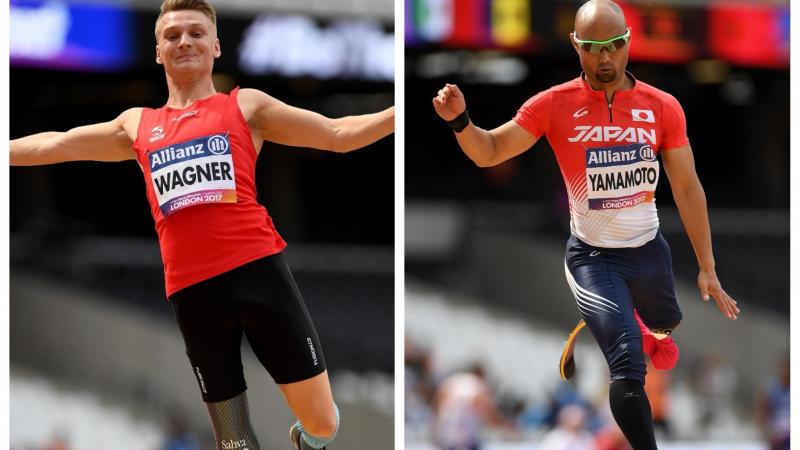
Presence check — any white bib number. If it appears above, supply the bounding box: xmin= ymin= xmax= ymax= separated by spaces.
xmin=148 ymin=133 xmax=237 ymax=217
xmin=585 ymin=143 xmax=659 ymax=210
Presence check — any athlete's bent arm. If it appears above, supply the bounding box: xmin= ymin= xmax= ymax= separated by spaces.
xmin=10 ymin=108 xmax=140 ymax=166
xmin=661 ymin=145 xmax=740 ymax=320
xmin=455 ymin=120 xmax=538 ymax=168
xmin=239 ymin=88 xmax=394 ymax=153
xmin=432 ymin=83 xmax=537 ymax=167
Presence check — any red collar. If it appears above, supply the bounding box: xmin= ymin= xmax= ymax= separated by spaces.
xmin=579 ymin=71 xmax=638 ymax=100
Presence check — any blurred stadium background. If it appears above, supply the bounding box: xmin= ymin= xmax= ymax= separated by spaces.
xmin=404 ymin=1 xmax=789 ymax=450
xmin=9 ymin=0 xmax=393 ymax=449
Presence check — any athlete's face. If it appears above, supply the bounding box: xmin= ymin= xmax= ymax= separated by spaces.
xmin=155 ymin=10 xmax=221 ymax=77
xmin=571 ymin=17 xmax=629 ymax=87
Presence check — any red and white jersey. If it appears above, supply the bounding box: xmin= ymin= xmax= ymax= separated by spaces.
xmin=133 ymin=88 xmax=287 ymax=296
xmin=514 ymin=74 xmax=689 ymax=248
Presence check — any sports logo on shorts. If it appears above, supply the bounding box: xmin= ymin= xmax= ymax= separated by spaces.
xmin=307 ymin=337 xmax=319 ymax=366
xmin=194 ymin=366 xmax=207 ymax=394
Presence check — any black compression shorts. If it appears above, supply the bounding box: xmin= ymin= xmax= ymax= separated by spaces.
xmin=169 ymin=252 xmax=327 ymax=402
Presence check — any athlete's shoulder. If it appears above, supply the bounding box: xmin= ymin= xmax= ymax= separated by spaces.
xmin=236 ymin=87 xmax=281 ymax=113
xmin=633 ymin=77 xmax=689 ymax=147
xmin=118 ymin=107 xmax=144 ymax=121
xmin=634 ymin=79 xmax=682 ymax=106
xmin=548 ymin=76 xmax=585 ymax=94
xmin=236 ymin=87 xmax=261 ymax=99
xmin=237 ymin=87 xmax=277 ymax=104
xmin=116 ymin=107 xmax=144 ymax=141
xmin=632 ymin=78 xmax=686 ymax=123
xmin=236 ymin=88 xmax=291 ymax=129
xmin=520 ymin=78 xmax=580 ymax=111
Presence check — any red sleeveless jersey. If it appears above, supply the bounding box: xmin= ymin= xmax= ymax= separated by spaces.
xmin=133 ymin=88 xmax=287 ymax=296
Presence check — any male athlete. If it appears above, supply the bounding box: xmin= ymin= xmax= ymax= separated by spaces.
xmin=11 ymin=1 xmax=394 ymax=450
xmin=432 ymin=1 xmax=738 ymax=448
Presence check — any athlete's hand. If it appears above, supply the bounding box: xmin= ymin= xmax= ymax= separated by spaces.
xmin=432 ymin=83 xmax=467 ymax=121
xmin=697 ymin=269 xmax=739 ymax=320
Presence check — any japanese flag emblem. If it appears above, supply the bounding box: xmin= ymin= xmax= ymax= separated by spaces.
xmin=632 ymin=109 xmax=655 ymax=123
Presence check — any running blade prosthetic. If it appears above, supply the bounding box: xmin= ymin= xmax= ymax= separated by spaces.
xmin=559 ymin=319 xmax=587 ymax=380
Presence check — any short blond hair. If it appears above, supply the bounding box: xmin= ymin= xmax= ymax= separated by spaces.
xmin=155 ymin=0 xmax=217 ymax=37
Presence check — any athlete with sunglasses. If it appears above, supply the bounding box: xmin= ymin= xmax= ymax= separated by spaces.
xmin=432 ymin=1 xmax=738 ymax=448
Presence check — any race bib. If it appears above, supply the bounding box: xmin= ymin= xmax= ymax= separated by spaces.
xmin=585 ymin=142 xmax=659 ymax=210
xmin=148 ymin=133 xmax=237 ymax=217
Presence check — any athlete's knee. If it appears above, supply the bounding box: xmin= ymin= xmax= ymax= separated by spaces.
xmin=302 ymin=415 xmax=337 ymax=438
xmin=300 ymin=403 xmax=339 ymax=438
xmin=296 ymin=402 xmax=340 ymax=450
xmin=608 ymin=339 xmax=646 ymax=382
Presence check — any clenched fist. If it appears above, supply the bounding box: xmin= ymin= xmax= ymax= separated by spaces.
xmin=432 ymin=83 xmax=467 ymax=121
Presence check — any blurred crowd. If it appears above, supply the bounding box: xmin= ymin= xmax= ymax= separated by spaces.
xmin=406 ymin=338 xmax=789 ymax=450
xmin=16 ymin=413 xmax=202 ymax=450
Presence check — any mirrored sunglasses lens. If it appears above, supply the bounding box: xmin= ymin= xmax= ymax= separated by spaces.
xmin=589 ymin=43 xmax=613 ymax=54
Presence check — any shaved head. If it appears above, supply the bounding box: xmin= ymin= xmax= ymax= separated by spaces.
xmin=570 ymin=0 xmax=631 ymax=89
xmin=574 ymin=0 xmax=627 ymax=40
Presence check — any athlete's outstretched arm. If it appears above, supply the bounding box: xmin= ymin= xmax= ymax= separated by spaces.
xmin=432 ymin=83 xmax=537 ymax=167
xmin=662 ymin=145 xmax=740 ymax=320
xmin=10 ymin=108 xmax=140 ymax=165
xmin=238 ymin=88 xmax=394 ymax=153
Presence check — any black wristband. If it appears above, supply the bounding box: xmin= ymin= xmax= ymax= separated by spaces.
xmin=446 ymin=110 xmax=471 ymax=133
